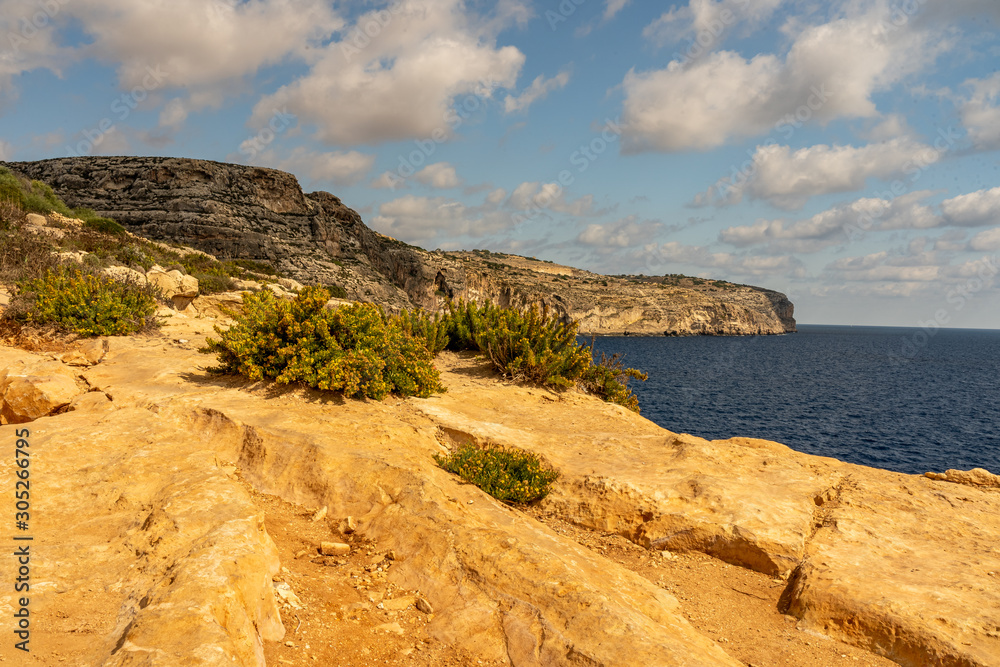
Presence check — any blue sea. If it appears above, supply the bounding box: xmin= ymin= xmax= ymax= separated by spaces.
xmin=591 ymin=325 xmax=1000 ymax=476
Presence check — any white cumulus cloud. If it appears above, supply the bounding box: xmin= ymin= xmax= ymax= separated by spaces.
xmin=706 ymin=137 xmax=941 ymax=210
xmin=250 ymin=0 xmax=525 ymax=146
xmin=414 ymin=162 xmax=462 ymax=189
xmin=941 ymin=186 xmax=1000 ymax=227
xmin=273 ymin=148 xmax=376 ymax=187
xmin=623 ymin=5 xmax=944 ymax=153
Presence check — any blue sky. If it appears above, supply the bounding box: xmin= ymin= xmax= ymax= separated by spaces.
xmin=3 ymin=0 xmax=1000 ymax=328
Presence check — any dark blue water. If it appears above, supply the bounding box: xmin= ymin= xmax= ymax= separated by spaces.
xmin=591 ymin=325 xmax=1000 ymax=475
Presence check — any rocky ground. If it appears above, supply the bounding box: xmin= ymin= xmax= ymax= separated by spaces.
xmin=3 ymin=157 xmax=795 ymax=335
xmin=0 ymin=296 xmax=997 ymax=666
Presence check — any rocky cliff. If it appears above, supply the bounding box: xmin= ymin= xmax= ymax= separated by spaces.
xmin=0 ymin=308 xmax=995 ymax=666
xmin=3 ymin=156 xmax=796 ymax=335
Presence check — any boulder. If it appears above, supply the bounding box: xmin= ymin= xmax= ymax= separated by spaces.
xmin=147 ymin=268 xmax=199 ymax=299
xmin=190 ymin=291 xmax=245 ymax=319
xmin=25 ymin=212 xmax=47 ymax=226
xmin=0 ymin=360 xmax=84 ymax=424
xmin=54 ymin=250 xmax=88 ymax=263
xmin=233 ymin=279 xmax=262 ymax=291
xmin=277 ymin=277 xmax=304 ymax=292
xmin=58 ymin=339 xmax=109 ymax=367
xmin=103 ymin=265 xmax=147 ymax=286
xmin=924 ymin=467 xmax=1000 ymax=488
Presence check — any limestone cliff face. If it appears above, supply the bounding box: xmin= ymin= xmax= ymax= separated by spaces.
xmin=4 ymin=156 xmax=795 ymax=335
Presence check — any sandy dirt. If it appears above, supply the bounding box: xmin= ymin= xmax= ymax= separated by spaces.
xmin=252 ymin=484 xmax=897 ymax=667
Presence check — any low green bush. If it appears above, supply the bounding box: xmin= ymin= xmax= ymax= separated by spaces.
xmin=201 ymin=287 xmax=444 ymax=399
xmin=233 ymin=258 xmax=278 ymax=276
xmin=326 ymin=283 xmax=348 ymax=299
xmin=430 ymin=301 xmax=645 ymax=410
xmin=75 ymin=209 xmax=127 ymax=236
xmin=581 ymin=349 xmax=648 ymax=413
xmin=193 ymin=272 xmax=236 ymax=294
xmin=442 ymin=300 xmax=592 ymax=389
xmin=12 ymin=267 xmax=158 ymax=336
xmin=434 ymin=443 xmax=559 ymax=504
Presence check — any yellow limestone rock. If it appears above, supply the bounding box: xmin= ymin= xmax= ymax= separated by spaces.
xmin=925 ymin=467 xmax=1000 ymax=488
xmin=412 ymin=352 xmax=1000 ymax=667
xmin=0 ymin=353 xmax=284 ymax=666
xmin=14 ymin=317 xmax=998 ymax=666
xmin=0 ymin=359 xmax=84 ymax=424
xmin=70 ymin=330 xmax=741 ymax=667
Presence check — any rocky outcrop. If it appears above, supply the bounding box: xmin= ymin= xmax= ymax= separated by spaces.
xmin=0 ymin=311 xmax=995 ymax=665
xmin=3 ymin=157 xmax=795 ymax=335
xmin=414 ymin=356 xmax=1000 ymax=667
xmin=0 ymin=359 xmax=85 ymax=423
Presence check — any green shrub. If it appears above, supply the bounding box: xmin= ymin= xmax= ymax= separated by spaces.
xmin=433 ymin=300 xmax=646 ymax=411
xmin=326 ymin=283 xmax=348 ymax=299
xmin=396 ymin=308 xmax=450 ymax=354
xmin=116 ymin=243 xmax=153 ymax=271
xmin=76 ymin=209 xmax=127 ymax=236
xmin=233 ymin=258 xmax=279 ymax=276
xmin=200 ymin=287 xmax=444 ymax=400
xmin=581 ymin=349 xmax=648 ymax=413
xmin=442 ymin=300 xmax=592 ymax=388
xmin=193 ymin=272 xmax=236 ymax=294
xmin=434 ymin=443 xmax=559 ymax=504
xmin=12 ymin=267 xmax=158 ymax=336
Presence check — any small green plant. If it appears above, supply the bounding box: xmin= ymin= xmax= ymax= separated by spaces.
xmin=581 ymin=349 xmax=648 ymax=413
xmin=193 ymin=273 xmax=236 ymax=294
xmin=76 ymin=209 xmax=127 ymax=236
xmin=326 ymin=283 xmax=348 ymax=299
xmin=434 ymin=443 xmax=559 ymax=504
xmin=12 ymin=267 xmax=158 ymax=336
xmin=116 ymin=243 xmax=153 ymax=270
xmin=233 ymin=259 xmax=278 ymax=276
xmin=201 ymin=287 xmax=444 ymax=400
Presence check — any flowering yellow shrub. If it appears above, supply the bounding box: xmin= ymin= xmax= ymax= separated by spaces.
xmin=434 ymin=443 xmax=559 ymax=504
xmin=201 ymin=287 xmax=444 ymax=400
xmin=13 ymin=267 xmax=157 ymax=336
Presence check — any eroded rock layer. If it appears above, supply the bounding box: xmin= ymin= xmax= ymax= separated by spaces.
xmin=3 ymin=157 xmax=795 ymax=335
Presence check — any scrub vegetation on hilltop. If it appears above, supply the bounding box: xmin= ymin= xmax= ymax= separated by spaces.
xmin=202 ymin=289 xmax=646 ymax=410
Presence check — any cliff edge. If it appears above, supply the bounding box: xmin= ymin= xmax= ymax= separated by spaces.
xmin=0 ymin=306 xmax=994 ymax=666
xmin=3 ymin=156 xmax=795 ymax=336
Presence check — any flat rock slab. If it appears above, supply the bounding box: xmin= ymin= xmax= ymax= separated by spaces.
xmin=0 ymin=349 xmax=283 ymax=666
xmin=3 ymin=320 xmax=740 ymax=666
xmin=5 ymin=319 xmax=998 ymax=666
xmin=783 ymin=471 xmax=1000 ymax=667
xmin=414 ymin=352 xmax=1000 ymax=666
